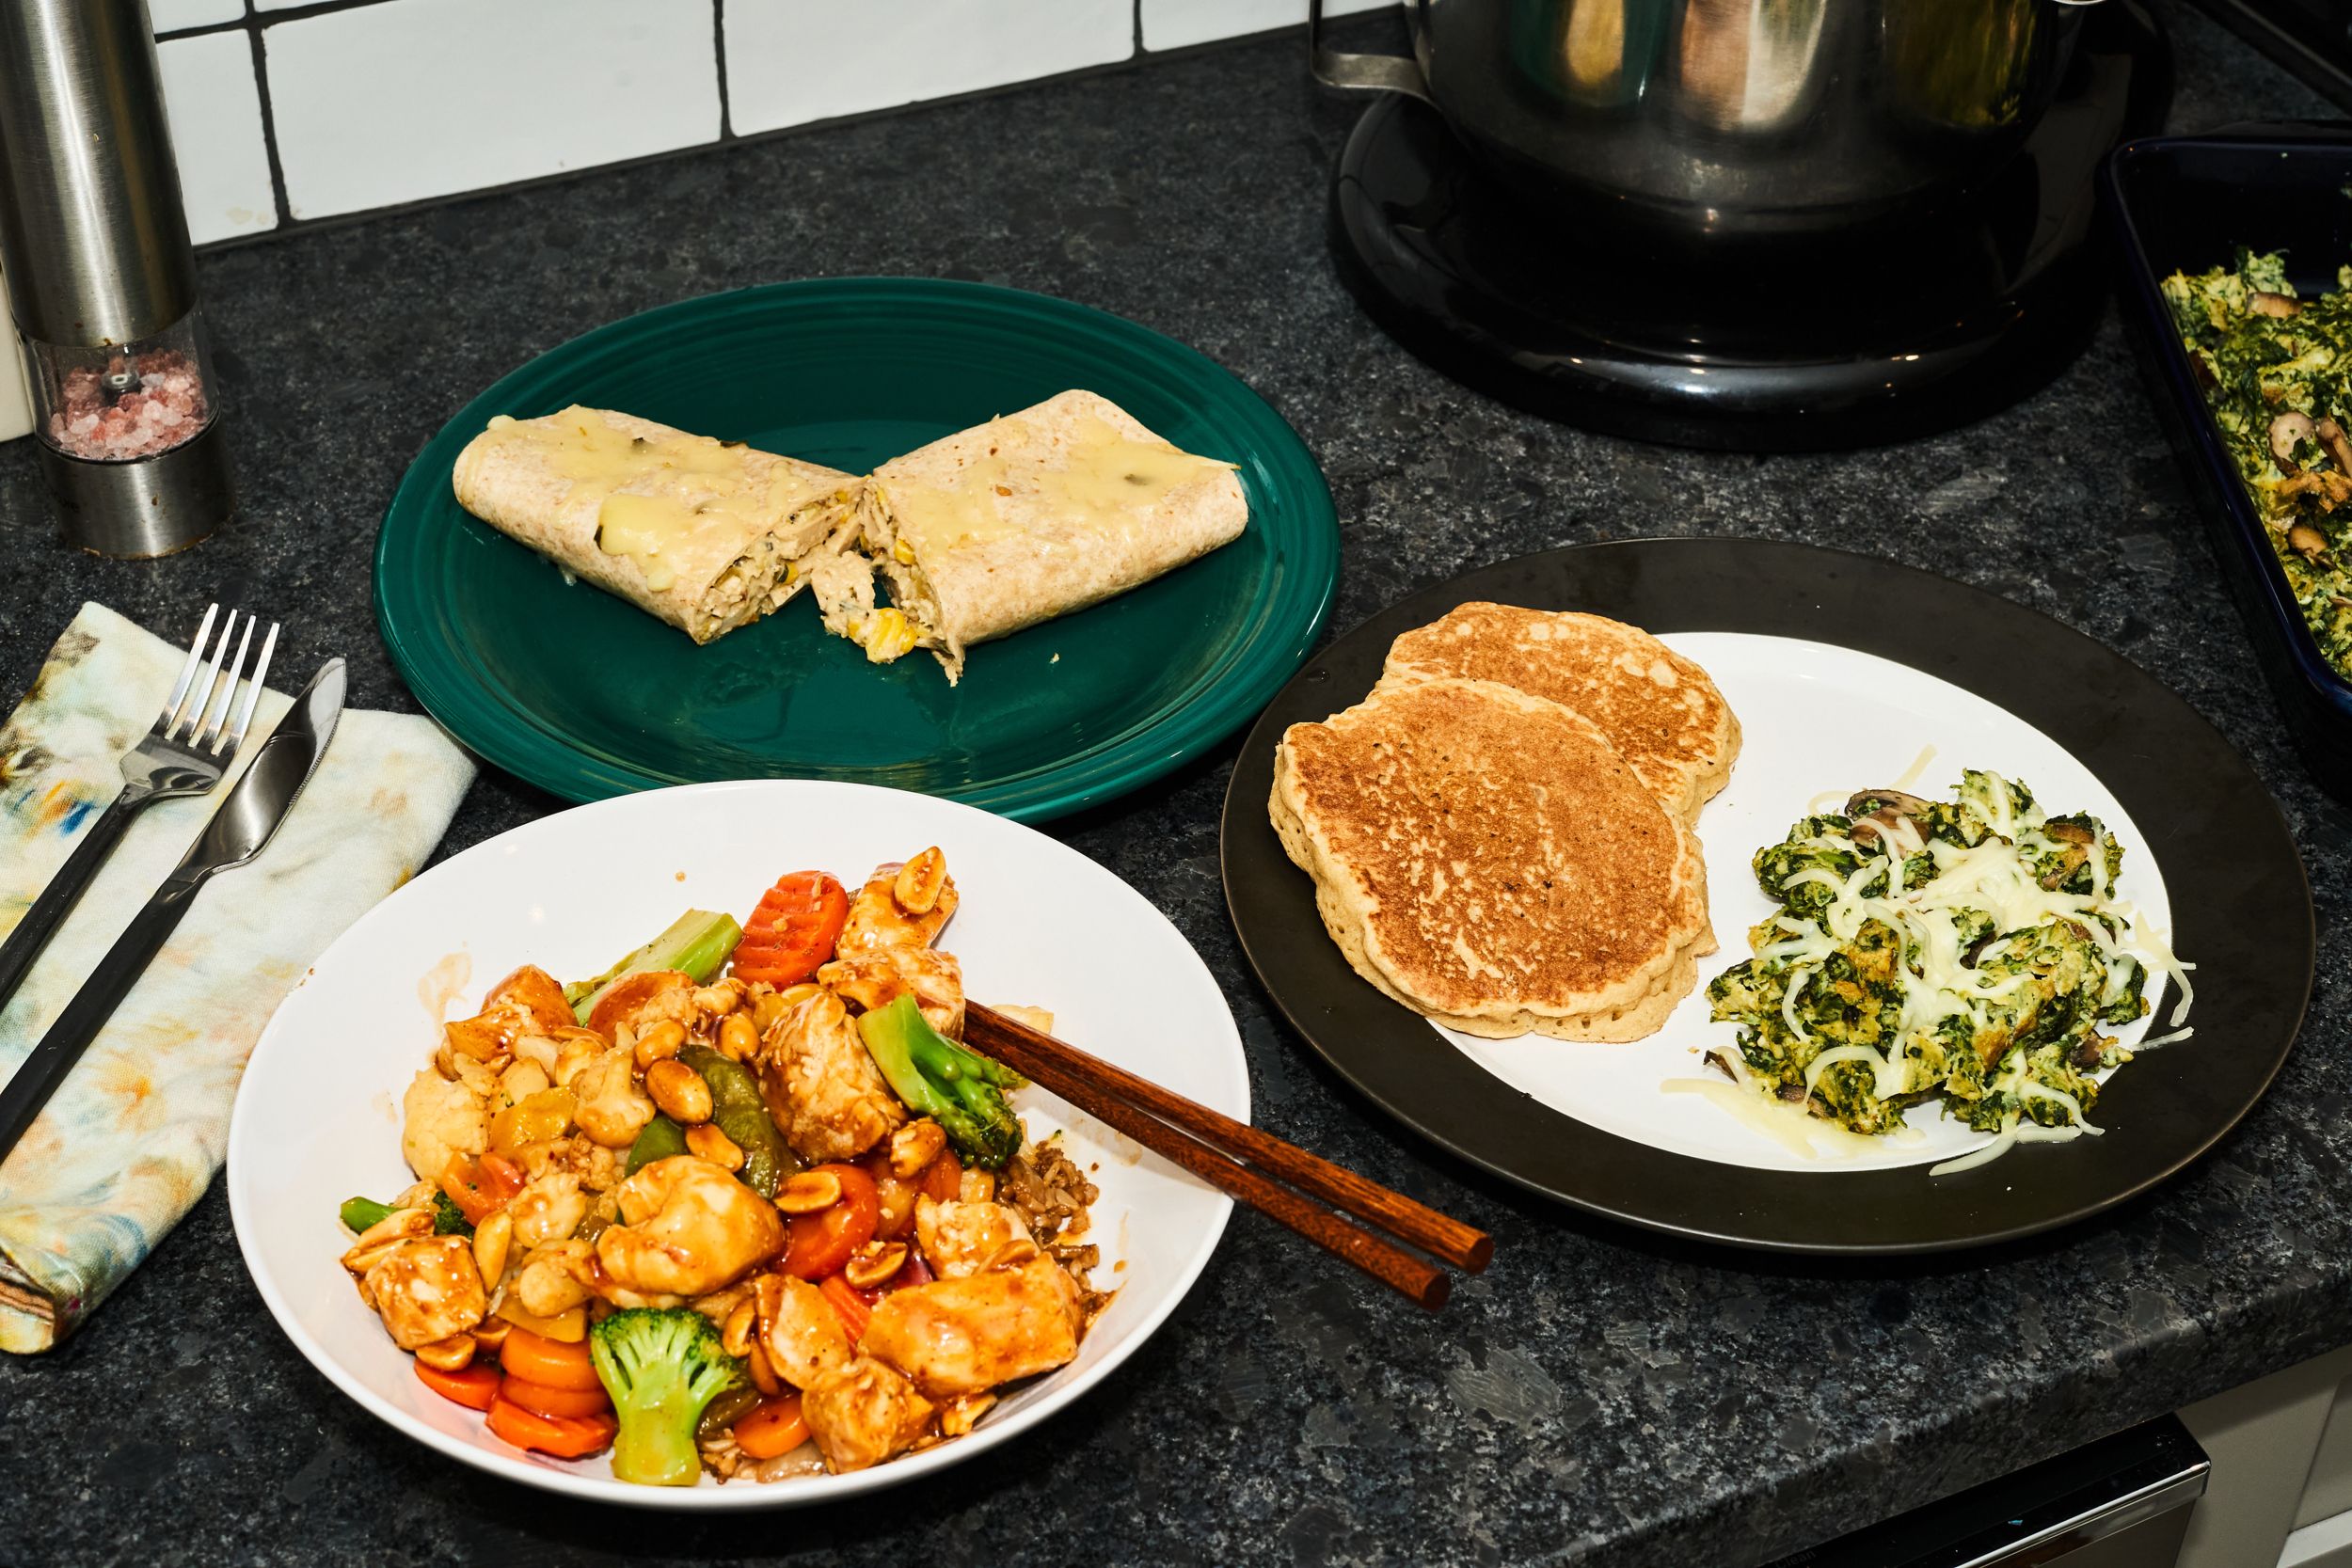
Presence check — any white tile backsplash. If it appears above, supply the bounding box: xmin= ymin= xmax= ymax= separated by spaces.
xmin=157 ymin=31 xmax=278 ymax=243
xmin=1142 ymin=0 xmax=1393 ymax=53
xmin=150 ymin=0 xmax=246 ymax=34
xmin=263 ymin=0 xmax=722 ymax=220
xmin=724 ymin=0 xmax=1132 ymax=136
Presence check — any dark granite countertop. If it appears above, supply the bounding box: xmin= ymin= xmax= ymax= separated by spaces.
xmin=2 ymin=5 xmax=2348 ymax=1564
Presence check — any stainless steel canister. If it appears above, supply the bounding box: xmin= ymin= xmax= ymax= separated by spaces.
xmin=0 ymin=0 xmax=232 ymax=557
xmin=1312 ymin=0 xmax=2104 ymax=246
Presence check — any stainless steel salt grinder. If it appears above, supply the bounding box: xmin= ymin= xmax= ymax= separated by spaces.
xmin=0 ymin=0 xmax=233 ymax=558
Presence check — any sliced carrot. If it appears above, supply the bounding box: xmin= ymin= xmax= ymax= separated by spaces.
xmin=485 ymin=1396 xmax=616 ymax=1459
xmin=500 ymin=1374 xmax=612 ymax=1420
xmin=733 ymin=1393 xmax=809 ymax=1460
xmin=782 ymin=1164 xmax=880 ymax=1280
xmin=439 ymin=1155 xmax=501 ymax=1224
xmin=500 ymin=1324 xmax=604 ymax=1392
xmin=730 ymin=872 xmax=849 ymax=987
xmin=414 ymin=1358 xmax=501 ymax=1411
xmin=819 ymin=1273 xmax=872 ymax=1341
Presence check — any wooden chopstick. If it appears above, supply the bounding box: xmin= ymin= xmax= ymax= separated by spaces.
xmin=965 ymin=1003 xmax=1493 ymax=1309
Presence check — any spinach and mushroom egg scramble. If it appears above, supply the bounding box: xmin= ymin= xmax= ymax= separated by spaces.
xmin=2162 ymin=249 xmax=2352 ymax=678
xmin=1704 ymin=772 xmax=2194 ymax=1172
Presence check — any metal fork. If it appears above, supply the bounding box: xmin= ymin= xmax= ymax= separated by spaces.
xmin=0 ymin=605 xmax=279 ymax=1015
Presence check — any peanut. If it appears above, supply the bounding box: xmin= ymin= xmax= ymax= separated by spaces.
xmin=843 ymin=1241 xmax=909 ymax=1290
xmin=722 ymin=1298 xmax=756 ymax=1359
xmin=718 ymin=1011 xmax=760 ymax=1062
xmin=745 ymin=1338 xmax=781 ymax=1397
xmin=471 ymin=1209 xmax=514 ymax=1285
xmin=774 ymin=1169 xmax=843 ymax=1214
xmin=644 ymin=1058 xmax=712 ymax=1124
xmin=888 ymin=1119 xmax=946 ymax=1179
xmin=632 ymin=1019 xmax=687 ymax=1069
xmin=414 ymin=1334 xmax=476 ymax=1372
xmin=687 ymin=1122 xmax=744 ymax=1171
xmin=893 ymin=847 xmax=947 ymax=914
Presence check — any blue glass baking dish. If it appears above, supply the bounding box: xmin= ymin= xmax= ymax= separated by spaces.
xmin=2104 ymin=126 xmax=2352 ymax=802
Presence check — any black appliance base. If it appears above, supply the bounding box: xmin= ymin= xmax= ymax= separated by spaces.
xmin=1327 ymin=2 xmax=2172 ymax=451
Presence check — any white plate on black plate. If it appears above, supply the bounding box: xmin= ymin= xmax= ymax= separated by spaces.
xmin=1219 ymin=539 xmax=2313 ymax=1254
xmin=230 ymin=780 xmax=1245 ymax=1506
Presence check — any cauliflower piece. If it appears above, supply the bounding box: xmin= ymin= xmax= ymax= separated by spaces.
xmin=401 ymin=1068 xmax=487 ymax=1181
xmin=513 ymin=1239 xmax=595 ymax=1318
xmin=362 ymin=1235 xmax=487 ymax=1349
xmin=573 ymin=1046 xmax=657 ymax=1148
xmin=594 ymin=1156 xmax=783 ymax=1303
xmin=509 ymin=1170 xmax=588 ymax=1251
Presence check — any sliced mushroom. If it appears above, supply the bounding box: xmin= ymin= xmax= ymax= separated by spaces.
xmin=2250 ymin=291 xmax=2302 ymax=318
xmin=2289 ymin=522 xmax=2330 ymax=560
xmin=2272 ymin=411 xmax=2318 ymax=471
xmin=2312 ymin=417 xmax=2352 ymax=473
xmin=1962 ymin=930 xmax=1999 ymax=969
xmin=1844 ymin=788 xmax=1932 ymax=848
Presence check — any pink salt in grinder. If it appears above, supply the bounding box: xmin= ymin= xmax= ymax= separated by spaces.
xmin=0 ymin=1 xmax=234 ymax=557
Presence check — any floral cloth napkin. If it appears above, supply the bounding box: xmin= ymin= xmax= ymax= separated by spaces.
xmin=0 ymin=605 xmax=474 ymax=1352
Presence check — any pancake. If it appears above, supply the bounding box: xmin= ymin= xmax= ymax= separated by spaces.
xmin=845 ymin=390 xmax=1248 ymax=683
xmin=1271 ymin=677 xmax=1714 ymax=1041
xmin=453 ymin=406 xmax=857 ymax=645
xmin=1378 ymin=604 xmax=1740 ymax=821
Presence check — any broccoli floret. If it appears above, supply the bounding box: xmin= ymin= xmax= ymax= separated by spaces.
xmin=431 ymin=1191 xmax=474 ymax=1237
xmin=856 ymin=994 xmax=1026 ymax=1169
xmin=589 ymin=1307 xmax=746 ymax=1486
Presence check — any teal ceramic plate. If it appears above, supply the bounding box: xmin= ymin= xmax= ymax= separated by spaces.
xmin=374 ymin=278 xmax=1338 ymax=819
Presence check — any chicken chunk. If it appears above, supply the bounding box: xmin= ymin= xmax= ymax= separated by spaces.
xmin=913 ymin=1196 xmax=1037 ymax=1279
xmin=594 ymin=1156 xmax=783 ymax=1303
xmin=860 ymin=1256 xmax=1082 ymax=1399
xmin=836 ymin=859 xmax=959 ymax=955
xmin=572 ymin=1045 xmax=657 ymax=1148
xmin=755 ymin=988 xmax=906 ymax=1163
xmin=585 ymin=968 xmax=697 ymax=1039
xmin=401 ymin=1068 xmax=487 ymax=1181
xmin=363 ymin=1235 xmax=487 ymax=1349
xmin=508 ymin=1170 xmax=588 ymax=1250
xmin=514 ymin=1239 xmax=595 ymax=1318
xmin=817 ymin=944 xmax=965 ymax=1040
xmin=754 ymin=1273 xmax=854 ymax=1389
xmin=443 ymin=964 xmax=575 ymax=1065
xmin=802 ymin=1356 xmax=935 ymax=1474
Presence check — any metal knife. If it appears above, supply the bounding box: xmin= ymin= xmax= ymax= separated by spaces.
xmin=0 ymin=658 xmax=346 ymax=1164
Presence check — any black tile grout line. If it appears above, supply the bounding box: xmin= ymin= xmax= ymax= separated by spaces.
xmin=167 ymin=6 xmax=1377 ymax=254
xmin=155 ymin=0 xmax=387 ymax=40
xmin=712 ymin=0 xmax=733 ymax=141
xmin=243 ymin=20 xmax=296 ymax=230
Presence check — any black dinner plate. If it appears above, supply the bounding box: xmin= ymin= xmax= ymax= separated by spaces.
xmin=1219 ymin=539 xmax=2315 ymax=1254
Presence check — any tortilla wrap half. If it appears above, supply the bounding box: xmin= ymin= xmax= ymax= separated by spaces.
xmin=452 ymin=405 xmax=857 ymax=645
xmin=846 ymin=389 xmax=1248 ymax=683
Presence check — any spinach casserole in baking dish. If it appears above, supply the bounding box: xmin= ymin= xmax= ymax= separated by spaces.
xmin=1706 ymin=772 xmax=2194 ymax=1171
xmin=2163 ymin=249 xmax=2352 ymax=677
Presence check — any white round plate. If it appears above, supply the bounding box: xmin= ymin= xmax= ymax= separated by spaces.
xmin=1436 ymin=632 xmax=2177 ymax=1176
xmin=227 ymin=779 xmax=1246 ymax=1509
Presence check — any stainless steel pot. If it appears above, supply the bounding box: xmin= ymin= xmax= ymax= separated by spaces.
xmin=1311 ymin=0 xmax=2105 ymax=244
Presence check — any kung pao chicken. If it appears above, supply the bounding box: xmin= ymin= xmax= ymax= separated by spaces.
xmin=335 ymin=849 xmax=1105 ymax=1485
